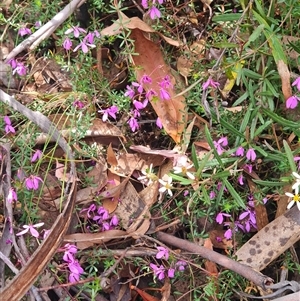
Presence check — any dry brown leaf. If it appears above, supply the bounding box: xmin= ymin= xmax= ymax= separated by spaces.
xmin=130 ymin=145 xmax=179 ymax=159
xmin=101 ymin=12 xmax=180 ymax=47
xmin=235 ymin=206 xmax=300 ymax=271
xmin=55 ymin=160 xmax=71 ymax=182
xmin=102 ymin=170 xmax=120 ymax=213
xmin=107 ymin=143 xmax=118 ymax=166
xmin=277 ymin=60 xmax=292 ymax=101
xmin=203 ymin=238 xmax=219 ymax=276
xmin=130 ymin=28 xmax=187 ymax=143
xmin=115 ymin=181 xmax=147 ymax=229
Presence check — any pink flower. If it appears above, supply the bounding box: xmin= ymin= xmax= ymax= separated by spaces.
xmin=168 ymin=268 xmax=175 ymax=278
xmin=286 ymin=95 xmax=300 ymax=109
xmin=244 ymin=164 xmax=253 ymax=173
xmin=35 ymin=21 xmax=42 ymax=28
xmin=110 ymin=215 xmax=119 ymax=227
xmin=11 ymin=62 xmax=27 ymax=76
xmin=141 ymin=74 xmax=152 ymax=84
xmin=124 ymin=85 xmax=135 ymax=99
xmin=68 ymin=260 xmax=84 ymax=283
xmin=202 ymin=78 xmax=220 ymax=90
xmin=31 ymin=150 xmax=42 ymax=162
xmin=150 ymin=263 xmax=165 ymax=280
xmin=238 ymin=174 xmax=244 ymax=185
xmin=132 ymin=82 xmax=144 ymax=94
xmin=73 ymin=100 xmax=84 ymax=109
xmin=99 ymin=105 xmax=118 ymax=121
xmin=209 ymin=191 xmax=216 ymax=199
xmin=16 ymin=222 xmax=44 ymax=238
xmin=4 ymin=116 xmax=15 ymax=134
xmin=65 ymin=26 xmax=86 ymax=38
xmin=175 ymin=260 xmax=187 ymax=271
xmin=236 ymin=146 xmax=244 ymax=156
xmin=292 ymin=77 xmax=300 ymax=91
xmin=159 ymin=88 xmax=170 ymax=100
xmin=159 ymin=75 xmax=173 ymax=89
xmin=128 ymin=117 xmax=139 ymax=132
xmin=141 ymin=0 xmax=148 ymax=8
xmin=224 ymin=228 xmax=232 ymax=240
xmin=63 ymin=37 xmax=72 ymax=50
xmin=156 ymin=117 xmax=163 ymax=129
xmin=213 ymin=137 xmax=228 ymax=155
xmin=246 ymin=148 xmax=256 ymax=161
xmin=62 ymin=244 xmax=78 ymax=262
xmin=156 ymin=246 xmax=169 ymax=260
xmin=149 ymin=6 xmax=161 ymax=19
xmin=215 ymin=212 xmax=231 ymax=224
xmin=133 ymin=100 xmax=145 ymax=110
xmin=146 ymin=89 xmax=157 ymax=100
xmin=18 ymin=27 xmax=31 ymax=36
xmin=25 ymin=175 xmax=43 ymax=190
xmin=73 ymin=40 xmax=95 ymax=53
xmin=7 ymin=188 xmax=17 ymax=203
xmin=84 ymin=32 xmax=95 ymax=44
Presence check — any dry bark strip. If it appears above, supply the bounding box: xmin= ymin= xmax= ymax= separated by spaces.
xmin=0 ymin=88 xmax=77 ymax=300
xmin=156 ymin=231 xmax=273 ymax=289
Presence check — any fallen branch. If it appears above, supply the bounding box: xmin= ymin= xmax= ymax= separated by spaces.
xmin=156 ymin=231 xmax=273 ymax=290
xmin=4 ymin=0 xmax=86 ymax=62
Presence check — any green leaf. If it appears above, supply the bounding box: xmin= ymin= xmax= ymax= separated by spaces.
xmin=191 ymin=144 xmax=199 ymax=170
xmin=170 ymin=174 xmax=193 ymax=185
xmin=223 ymin=178 xmax=247 ymax=209
xmin=283 ymin=140 xmax=297 ymax=173
xmin=253 ymin=179 xmax=287 ymax=187
xmin=196 ymin=150 xmax=214 ymax=178
xmin=205 ymin=125 xmax=224 ymax=167
xmin=212 ymin=13 xmax=242 ymax=22
xmin=244 ymin=24 xmax=265 ymax=48
xmin=213 ymin=42 xmax=239 ymax=48
xmin=253 ymin=120 xmax=273 ymax=137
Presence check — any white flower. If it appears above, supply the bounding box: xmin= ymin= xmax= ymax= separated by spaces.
xmin=285 ymin=186 xmax=300 ymax=210
xmin=292 ymin=172 xmax=300 ymax=191
xmin=173 ymin=156 xmax=195 ymax=180
xmin=159 ymin=175 xmax=173 ymax=196
xmin=137 ymin=164 xmax=158 ymax=186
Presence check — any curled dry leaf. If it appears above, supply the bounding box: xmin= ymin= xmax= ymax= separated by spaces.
xmin=277 ymin=60 xmax=292 ymax=101
xmin=130 ymin=29 xmax=187 ymax=144
xmin=100 ymin=12 xmax=181 ymax=47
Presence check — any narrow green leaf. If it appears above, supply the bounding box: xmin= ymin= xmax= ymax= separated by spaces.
xmin=262 ymin=108 xmax=300 ymax=129
xmin=213 ymin=42 xmax=239 ymax=48
xmin=253 ymin=179 xmax=287 ymax=187
xmin=244 ymin=24 xmax=265 ymax=48
xmin=205 ymin=125 xmax=224 ymax=167
xmin=283 ymin=140 xmax=297 ymax=173
xmin=171 ymin=174 xmax=193 ymax=185
xmin=196 ymin=150 xmax=213 ymax=178
xmin=212 ymin=13 xmax=242 ymax=22
xmin=223 ymin=178 xmax=247 ymax=209
xmin=191 ymin=144 xmax=199 ymax=170
xmin=253 ymin=120 xmax=273 ymax=137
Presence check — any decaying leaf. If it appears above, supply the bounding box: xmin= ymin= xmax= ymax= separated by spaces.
xmin=235 ymin=205 xmax=300 ymax=271
xmin=130 ymin=28 xmax=187 ymax=143
xmin=277 ymin=60 xmax=292 ymax=101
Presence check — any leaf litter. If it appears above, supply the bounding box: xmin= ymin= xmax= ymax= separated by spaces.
xmin=1 ymin=1 xmax=300 ymax=300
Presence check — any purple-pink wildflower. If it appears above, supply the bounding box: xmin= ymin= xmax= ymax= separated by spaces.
xmin=68 ymin=260 xmax=84 ymax=283
xmin=213 ymin=137 xmax=228 ymax=155
xmin=63 ymin=37 xmax=72 ymax=50
xmin=224 ymin=228 xmax=232 ymax=240
xmin=24 ymin=175 xmax=43 ymax=190
xmin=99 ymin=105 xmax=118 ymax=122
xmin=7 ymin=188 xmax=17 ymax=203
xmin=246 ymin=148 xmax=256 ymax=161
xmin=16 ymin=222 xmax=44 ymax=238
xmin=286 ymin=95 xmax=300 ymax=109
xmin=31 ymin=150 xmax=42 ymax=162
xmin=124 ymin=85 xmax=135 ymax=99
xmin=215 ymin=212 xmax=231 ymax=224
xmin=4 ymin=116 xmax=16 ymax=134
xmin=73 ymin=40 xmax=95 ymax=53
xmin=156 ymin=246 xmax=169 ymax=260
xmin=150 ymin=263 xmax=165 ymax=280
xmin=292 ymin=77 xmax=300 ymax=91
xmin=65 ymin=26 xmax=86 ymax=38
xmin=156 ymin=117 xmax=163 ymax=129
xmin=18 ymin=27 xmax=31 ymax=36
xmin=159 ymin=88 xmax=170 ymax=100
xmin=209 ymin=191 xmax=216 ymax=199
xmin=128 ymin=117 xmax=139 ymax=132
xmin=141 ymin=74 xmax=152 ymax=84
xmin=168 ymin=268 xmax=175 ymax=278
xmin=35 ymin=21 xmax=42 ymax=28
xmin=236 ymin=146 xmax=244 ymax=157
xmin=238 ymin=174 xmax=244 ymax=185
xmin=73 ymin=100 xmax=84 ymax=109
xmin=149 ymin=6 xmax=161 ymax=19
xmin=202 ymin=78 xmax=220 ymax=90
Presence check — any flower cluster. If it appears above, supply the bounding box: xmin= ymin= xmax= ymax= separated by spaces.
xmin=215 ymin=195 xmax=267 ymax=240
xmin=63 ymin=25 xmax=100 ymax=53
xmin=8 ymin=59 xmax=27 ymax=76
xmin=141 ymin=0 xmax=166 ymax=19
xmin=150 ymin=246 xmax=187 ymax=280
xmin=285 ymin=172 xmax=300 ymax=210
xmin=4 ymin=116 xmax=16 ymax=134
xmin=81 ymin=204 xmax=119 ymax=232
xmin=123 ymin=74 xmax=172 ymax=132
xmin=59 ymin=244 xmax=84 ymax=283
xmin=286 ymin=77 xmax=300 ymax=109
